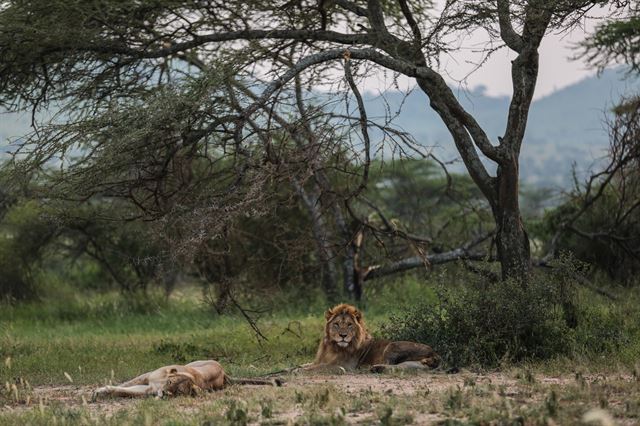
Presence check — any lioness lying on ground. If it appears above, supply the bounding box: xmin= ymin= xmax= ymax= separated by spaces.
xmin=308 ymin=304 xmax=440 ymax=373
xmin=93 ymin=360 xmax=281 ymax=399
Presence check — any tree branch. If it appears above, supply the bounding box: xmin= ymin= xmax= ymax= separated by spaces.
xmin=397 ymin=0 xmax=423 ymax=45
xmin=500 ymin=3 xmax=554 ymax=157
xmin=85 ymin=29 xmax=372 ymax=59
xmin=335 ymin=0 xmax=368 ymax=17
xmin=416 ymin=77 xmax=498 ymax=206
xmin=343 ymin=55 xmax=371 ymax=199
xmin=364 ymin=249 xmax=488 ymax=281
xmin=497 ymin=0 xmax=524 ymax=52
xmin=363 ymin=231 xmax=494 ymax=281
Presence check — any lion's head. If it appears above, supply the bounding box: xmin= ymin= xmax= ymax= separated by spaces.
xmin=324 ymin=303 xmax=369 ymax=352
xmin=164 ymin=369 xmax=202 ymax=396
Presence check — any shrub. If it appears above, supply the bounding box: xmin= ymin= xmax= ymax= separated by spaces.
xmin=382 ymin=275 xmax=574 ymax=367
xmin=383 ymin=259 xmax=635 ymax=367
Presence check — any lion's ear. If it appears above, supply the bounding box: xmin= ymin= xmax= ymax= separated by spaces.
xmin=353 ymin=309 xmax=363 ymax=323
xmin=325 ymin=309 xmax=334 ymax=321
xmin=168 ymin=368 xmax=178 ymax=374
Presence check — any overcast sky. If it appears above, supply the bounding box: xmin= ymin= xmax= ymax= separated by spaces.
xmin=360 ymin=4 xmax=609 ymax=100
xmin=441 ymin=26 xmax=599 ymax=99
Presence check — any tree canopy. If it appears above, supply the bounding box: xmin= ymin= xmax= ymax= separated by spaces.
xmin=0 ymin=0 xmax=634 ymax=291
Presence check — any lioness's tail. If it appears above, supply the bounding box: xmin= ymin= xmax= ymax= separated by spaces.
xmin=225 ymin=376 xmax=284 ymax=387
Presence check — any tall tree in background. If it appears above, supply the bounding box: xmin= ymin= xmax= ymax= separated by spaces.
xmin=0 ymin=1 xmax=624 ymax=285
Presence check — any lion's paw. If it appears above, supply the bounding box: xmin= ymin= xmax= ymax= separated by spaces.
xmin=91 ymin=386 xmax=110 ymax=402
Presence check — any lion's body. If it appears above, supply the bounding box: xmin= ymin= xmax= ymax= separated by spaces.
xmin=311 ymin=304 xmax=440 ymax=373
xmin=93 ymin=360 xmax=280 ymax=399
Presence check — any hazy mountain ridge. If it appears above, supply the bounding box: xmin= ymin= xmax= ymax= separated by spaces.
xmin=363 ymin=68 xmax=639 ymax=187
xmin=2 ymin=69 xmax=637 ymax=188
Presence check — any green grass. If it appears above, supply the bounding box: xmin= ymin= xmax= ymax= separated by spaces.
xmin=0 ymin=276 xmax=435 ymax=386
xmin=1 ymin=278 xmax=640 ymax=425
xmin=1 ymin=295 xmax=322 ymax=386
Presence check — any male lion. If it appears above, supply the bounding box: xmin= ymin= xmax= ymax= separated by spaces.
xmin=92 ymin=360 xmax=281 ymax=399
xmin=309 ymin=304 xmax=440 ymax=373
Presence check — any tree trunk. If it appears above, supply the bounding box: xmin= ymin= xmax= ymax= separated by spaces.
xmin=327 ymin=200 xmax=358 ymax=300
xmin=314 ymin=174 xmax=366 ymax=301
xmin=495 ymin=157 xmax=531 ymax=283
xmin=308 ymin=207 xmax=340 ymax=303
xmin=292 ymin=180 xmax=340 ymax=302
xmin=350 ymin=226 xmax=366 ymax=302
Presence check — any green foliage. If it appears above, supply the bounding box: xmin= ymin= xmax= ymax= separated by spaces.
xmin=0 ymin=0 xmax=198 ymax=108
xmin=383 ymin=275 xmax=574 ymax=367
xmin=196 ymin=191 xmax=322 ymax=307
xmin=538 ymin=186 xmax=640 ymax=285
xmin=364 ymin=159 xmax=491 ymax=248
xmin=583 ymin=15 xmax=640 ymax=72
xmin=0 ymin=196 xmax=175 ymax=299
xmin=0 ymin=200 xmax=57 ymax=300
xmin=574 ymin=305 xmax=629 ymax=354
xmin=383 ymin=261 xmax=637 ymax=367
xmin=60 ymin=209 xmax=169 ymax=293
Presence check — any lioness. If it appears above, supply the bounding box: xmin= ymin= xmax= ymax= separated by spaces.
xmin=92 ymin=360 xmax=281 ymax=399
xmin=309 ymin=304 xmax=440 ymax=373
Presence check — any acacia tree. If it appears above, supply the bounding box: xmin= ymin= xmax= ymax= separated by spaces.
xmin=0 ymin=0 xmax=625 ymax=284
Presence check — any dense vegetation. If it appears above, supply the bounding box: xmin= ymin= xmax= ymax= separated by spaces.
xmin=1 ymin=0 xmax=639 ymax=424
xmin=2 ymin=158 xmax=639 ymax=368
xmin=383 ymin=259 xmax=639 ymax=367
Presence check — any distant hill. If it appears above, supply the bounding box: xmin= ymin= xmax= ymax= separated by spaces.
xmin=361 ymin=68 xmax=639 ymax=188
xmin=2 ymin=68 xmax=638 ymax=187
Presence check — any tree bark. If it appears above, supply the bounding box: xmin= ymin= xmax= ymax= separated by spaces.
xmin=330 ymin=201 xmax=358 ymax=299
xmin=495 ymin=158 xmax=531 ymax=282
xmin=292 ymin=180 xmax=340 ymax=303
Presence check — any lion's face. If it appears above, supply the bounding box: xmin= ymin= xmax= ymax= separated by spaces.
xmin=164 ymin=371 xmax=200 ymax=396
xmin=324 ymin=304 xmax=366 ymax=351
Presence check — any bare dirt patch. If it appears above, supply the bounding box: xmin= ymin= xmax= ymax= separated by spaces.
xmin=3 ymin=371 xmax=638 ymax=424
xmin=22 ymin=371 xmax=508 ymax=403
xmin=293 ymin=371 xmax=517 ymax=395
xmin=5 ymin=372 xmax=493 ymax=417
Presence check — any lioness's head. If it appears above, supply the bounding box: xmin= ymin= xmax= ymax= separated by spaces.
xmin=324 ymin=303 xmax=368 ymax=351
xmin=164 ymin=369 xmax=202 ymax=396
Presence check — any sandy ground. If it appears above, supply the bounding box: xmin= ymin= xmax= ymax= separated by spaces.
xmin=17 ymin=371 xmax=529 ymax=401
xmin=1 ymin=372 xmax=547 ymax=412
xmin=2 ymin=372 xmax=635 ymax=424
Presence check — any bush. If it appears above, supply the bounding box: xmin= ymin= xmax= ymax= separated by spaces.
xmin=383 ymin=260 xmax=635 ymax=367
xmin=383 ymin=275 xmax=574 ymax=367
